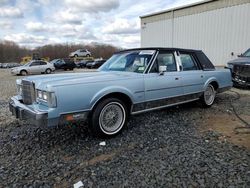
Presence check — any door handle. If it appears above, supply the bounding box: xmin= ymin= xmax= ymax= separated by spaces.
xmin=175 ymin=77 xmax=179 ymax=80
xmin=201 ymin=75 xmax=204 ymax=78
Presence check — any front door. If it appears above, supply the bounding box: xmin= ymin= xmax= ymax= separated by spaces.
xmin=143 ymin=50 xmax=184 ymax=110
xmin=28 ymin=61 xmax=41 ymax=74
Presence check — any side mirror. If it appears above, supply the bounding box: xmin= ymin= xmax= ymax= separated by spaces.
xmin=159 ymin=65 xmax=167 ymax=75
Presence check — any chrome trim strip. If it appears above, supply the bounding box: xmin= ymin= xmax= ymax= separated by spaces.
xmin=131 ymin=92 xmax=203 ymax=113
xmin=146 ymin=51 xmax=159 ymax=74
xmin=174 ymin=51 xmax=182 ymax=72
xmin=131 ymin=98 xmax=199 ymax=115
xmin=10 ymin=96 xmax=47 ymax=115
xmin=134 ymin=91 xmax=203 ymax=105
xmin=146 ymin=83 xmax=203 ymax=92
xmin=143 ymin=50 xmax=157 ymax=74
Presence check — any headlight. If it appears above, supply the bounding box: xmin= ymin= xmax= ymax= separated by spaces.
xmin=17 ymin=84 xmax=22 ymax=95
xmin=37 ymin=90 xmax=42 ymax=98
xmin=42 ymin=92 xmax=48 ymax=100
xmin=36 ymin=90 xmax=57 ymax=108
xmin=16 ymin=79 xmax=22 ymax=95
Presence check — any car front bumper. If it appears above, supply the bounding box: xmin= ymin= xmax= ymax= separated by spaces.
xmin=11 ymin=69 xmax=19 ymax=75
xmin=9 ymin=96 xmax=90 ymax=127
xmin=9 ymin=96 xmax=48 ymax=126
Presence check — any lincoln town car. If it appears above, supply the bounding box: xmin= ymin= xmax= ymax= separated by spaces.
xmin=9 ymin=48 xmax=232 ymax=137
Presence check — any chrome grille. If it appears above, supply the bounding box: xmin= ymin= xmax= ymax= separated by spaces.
xmin=21 ymin=80 xmax=36 ymax=105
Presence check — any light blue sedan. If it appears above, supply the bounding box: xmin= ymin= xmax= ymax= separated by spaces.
xmin=9 ymin=48 xmax=232 ymax=137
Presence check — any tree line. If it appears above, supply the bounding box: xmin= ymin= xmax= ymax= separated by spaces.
xmin=0 ymin=40 xmax=123 ymax=63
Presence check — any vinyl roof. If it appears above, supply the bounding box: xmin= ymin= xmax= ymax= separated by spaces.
xmin=117 ymin=47 xmax=201 ymax=53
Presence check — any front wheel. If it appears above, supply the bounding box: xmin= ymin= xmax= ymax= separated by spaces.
xmin=90 ymin=98 xmax=128 ymax=137
xmin=200 ymin=84 xmax=216 ymax=107
xmin=20 ymin=70 xmax=27 ymax=76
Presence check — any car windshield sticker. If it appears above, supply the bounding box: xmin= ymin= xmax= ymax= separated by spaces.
xmin=139 ymin=50 xmax=155 ymax=55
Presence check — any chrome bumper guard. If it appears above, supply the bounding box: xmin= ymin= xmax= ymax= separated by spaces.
xmin=9 ymin=96 xmax=48 ymax=126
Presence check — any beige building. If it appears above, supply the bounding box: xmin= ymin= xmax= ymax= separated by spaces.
xmin=140 ymin=0 xmax=250 ymax=66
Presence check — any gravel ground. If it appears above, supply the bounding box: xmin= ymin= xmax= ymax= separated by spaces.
xmin=0 ymin=69 xmax=249 ymax=187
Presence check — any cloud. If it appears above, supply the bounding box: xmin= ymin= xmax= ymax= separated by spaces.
xmin=0 ymin=0 xmax=8 ymax=5
xmin=0 ymin=21 xmax=13 ymax=29
xmin=4 ymin=33 xmax=47 ymax=45
xmin=54 ymin=9 xmax=83 ymax=24
xmin=103 ymin=18 xmax=140 ymax=34
xmin=0 ymin=6 xmax=23 ymax=18
xmin=64 ymin=0 xmax=119 ymax=13
xmin=25 ymin=22 xmax=48 ymax=32
xmin=37 ymin=0 xmax=52 ymax=5
xmin=0 ymin=0 xmax=203 ymax=49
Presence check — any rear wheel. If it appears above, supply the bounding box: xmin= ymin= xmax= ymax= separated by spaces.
xmin=74 ymin=54 xmax=78 ymax=58
xmin=45 ymin=68 xmax=52 ymax=74
xmin=200 ymin=84 xmax=216 ymax=107
xmin=20 ymin=70 xmax=27 ymax=76
xmin=86 ymin=54 xmax=90 ymax=57
xmin=90 ymin=98 xmax=128 ymax=137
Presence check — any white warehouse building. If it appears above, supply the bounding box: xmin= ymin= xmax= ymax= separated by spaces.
xmin=140 ymin=0 xmax=250 ymax=66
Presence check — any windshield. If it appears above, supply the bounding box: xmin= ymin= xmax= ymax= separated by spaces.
xmin=50 ymin=59 xmax=59 ymax=64
xmin=23 ymin=62 xmax=31 ymax=66
xmin=99 ymin=50 xmax=155 ymax=73
xmin=242 ymin=49 xmax=250 ymax=57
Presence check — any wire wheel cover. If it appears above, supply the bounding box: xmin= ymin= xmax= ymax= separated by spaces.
xmin=99 ymin=102 xmax=125 ymax=134
xmin=204 ymin=85 xmax=215 ymax=105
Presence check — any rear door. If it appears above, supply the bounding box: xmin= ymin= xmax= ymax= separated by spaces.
xmin=40 ymin=61 xmax=48 ymax=72
xmin=178 ymin=51 xmax=204 ymax=96
xmin=28 ymin=61 xmax=41 ymax=74
xmin=79 ymin=49 xmax=86 ymax=56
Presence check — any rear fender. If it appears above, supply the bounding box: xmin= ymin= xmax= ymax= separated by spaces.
xmin=203 ymin=77 xmax=219 ymax=91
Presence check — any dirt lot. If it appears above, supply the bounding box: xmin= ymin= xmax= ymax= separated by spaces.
xmin=0 ymin=69 xmax=249 ymax=187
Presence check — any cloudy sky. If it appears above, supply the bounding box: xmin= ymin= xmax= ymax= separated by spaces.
xmin=0 ymin=0 xmax=201 ymax=48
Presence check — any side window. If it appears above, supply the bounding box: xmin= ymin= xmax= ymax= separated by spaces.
xmin=150 ymin=52 xmax=177 ymax=73
xmin=40 ymin=61 xmax=47 ymax=65
xmin=180 ymin=54 xmax=198 ymax=71
xmin=30 ymin=62 xmax=40 ymax=66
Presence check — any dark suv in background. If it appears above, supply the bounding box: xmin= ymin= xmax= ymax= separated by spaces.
xmin=227 ymin=48 xmax=250 ymax=87
xmin=51 ymin=58 xmax=76 ymax=71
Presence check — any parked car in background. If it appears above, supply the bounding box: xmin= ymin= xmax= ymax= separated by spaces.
xmin=9 ymin=48 xmax=232 ymax=137
xmin=8 ymin=63 xmax=20 ymax=68
xmin=86 ymin=59 xmax=106 ymax=69
xmin=76 ymin=60 xmax=93 ymax=68
xmin=11 ymin=60 xmax=55 ymax=75
xmin=53 ymin=58 xmax=76 ymax=70
xmin=227 ymin=48 xmax=250 ymax=87
xmin=1 ymin=63 xmax=20 ymax=68
xmin=69 ymin=49 xmax=91 ymax=58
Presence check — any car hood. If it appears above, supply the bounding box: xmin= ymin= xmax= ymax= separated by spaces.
xmin=23 ymin=71 xmax=143 ymax=91
xmin=228 ymin=57 xmax=250 ymax=65
xmin=12 ymin=65 xmax=25 ymax=70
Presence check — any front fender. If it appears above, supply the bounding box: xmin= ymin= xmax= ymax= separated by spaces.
xmin=89 ymin=86 xmax=135 ymax=110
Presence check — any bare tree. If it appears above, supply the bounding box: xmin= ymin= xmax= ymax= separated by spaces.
xmin=0 ymin=40 xmax=123 ymax=63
